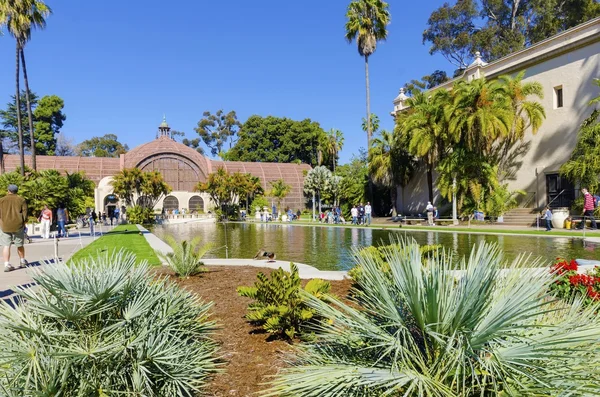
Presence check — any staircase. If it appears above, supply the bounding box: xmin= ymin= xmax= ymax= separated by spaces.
xmin=501 ymin=208 xmax=540 ymax=227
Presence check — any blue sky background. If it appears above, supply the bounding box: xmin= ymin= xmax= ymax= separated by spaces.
xmin=0 ymin=0 xmax=452 ymax=163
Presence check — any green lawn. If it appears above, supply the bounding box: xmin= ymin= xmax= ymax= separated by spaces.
xmin=69 ymin=225 xmax=161 ymax=265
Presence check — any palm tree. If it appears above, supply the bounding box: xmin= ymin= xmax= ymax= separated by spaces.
xmin=267 ymin=240 xmax=600 ymax=395
xmin=268 ymin=179 xmax=292 ymax=213
xmin=324 ymin=129 xmax=344 ymax=171
xmin=304 ymin=166 xmax=332 ymax=215
xmin=398 ymin=90 xmax=449 ymax=202
xmin=345 ymin=0 xmax=390 ymax=147
xmin=369 ymin=130 xmax=415 ymax=214
xmin=0 ymin=0 xmax=51 ymax=173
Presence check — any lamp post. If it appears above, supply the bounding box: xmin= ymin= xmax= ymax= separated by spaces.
xmin=452 ymin=176 xmax=458 ymax=226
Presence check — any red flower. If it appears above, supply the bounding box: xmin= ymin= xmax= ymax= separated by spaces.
xmin=551 ymin=258 xmax=578 ymax=275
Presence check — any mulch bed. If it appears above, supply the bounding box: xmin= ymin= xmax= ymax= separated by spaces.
xmin=156 ymin=265 xmax=353 ymax=397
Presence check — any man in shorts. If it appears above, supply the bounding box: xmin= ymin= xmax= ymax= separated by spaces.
xmin=0 ymin=184 xmax=28 ymax=272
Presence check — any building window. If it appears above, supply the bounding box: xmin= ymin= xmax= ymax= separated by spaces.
xmin=554 ymin=86 xmax=563 ymax=109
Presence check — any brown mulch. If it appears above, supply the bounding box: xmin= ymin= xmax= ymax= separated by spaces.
xmin=157 ymin=266 xmax=353 ymax=397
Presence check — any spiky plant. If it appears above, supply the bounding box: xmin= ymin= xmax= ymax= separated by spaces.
xmin=0 ymin=250 xmax=219 ymax=396
xmin=158 ymin=236 xmax=214 ymax=278
xmin=266 ymin=240 xmax=600 ymax=396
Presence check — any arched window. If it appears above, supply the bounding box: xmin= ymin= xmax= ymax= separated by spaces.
xmin=163 ymin=196 xmax=179 ymax=212
xmin=188 ymin=196 xmax=204 ymax=212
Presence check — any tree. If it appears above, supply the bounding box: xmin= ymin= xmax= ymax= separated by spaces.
xmin=404 ymin=70 xmax=450 ymax=95
xmin=77 ymin=134 xmax=129 ymax=157
xmin=0 ymin=0 xmax=52 ymax=171
xmin=193 ymin=110 xmax=241 ymax=157
xmin=268 ymin=179 xmax=291 ymax=212
xmin=561 ymin=110 xmax=600 ymax=193
xmin=55 ymin=134 xmax=76 ymax=156
xmin=0 ymin=91 xmax=66 ymax=155
xmin=196 ymin=168 xmax=260 ymax=216
xmin=326 ymin=175 xmax=343 ymax=207
xmin=224 ymin=115 xmax=326 ymax=166
xmin=304 ymin=166 xmax=332 ymax=215
xmin=369 ymin=130 xmax=416 ymax=213
xmin=111 ymin=168 xmax=171 ymax=209
xmin=345 ymin=0 xmax=390 ymax=147
xmin=323 ymin=129 xmax=344 ymax=171
xmin=337 ymin=150 xmax=369 ymax=216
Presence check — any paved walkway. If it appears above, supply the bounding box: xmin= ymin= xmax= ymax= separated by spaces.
xmin=0 ymin=227 xmax=111 ymax=300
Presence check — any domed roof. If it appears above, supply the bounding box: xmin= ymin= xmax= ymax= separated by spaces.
xmin=159 ymin=115 xmax=169 ymax=129
xmin=124 ymin=136 xmax=213 ymax=178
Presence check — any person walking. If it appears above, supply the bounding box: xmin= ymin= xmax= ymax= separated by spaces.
xmin=542 ymin=206 xmax=553 ymax=231
xmin=351 ymin=205 xmax=358 ymax=225
xmin=426 ymin=201 xmax=434 ymax=226
xmin=0 ymin=184 xmax=29 ymax=272
xmin=365 ymin=202 xmax=372 ymax=226
xmin=358 ymin=203 xmax=365 ymax=225
xmin=56 ymin=204 xmax=69 ymax=238
xmin=38 ymin=204 xmax=53 ymax=239
xmin=577 ymin=188 xmax=597 ymax=230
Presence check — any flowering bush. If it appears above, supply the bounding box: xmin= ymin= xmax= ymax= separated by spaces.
xmin=549 ymin=257 xmax=600 ymax=304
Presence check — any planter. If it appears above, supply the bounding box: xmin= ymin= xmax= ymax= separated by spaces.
xmin=552 ymin=208 xmax=569 ymax=229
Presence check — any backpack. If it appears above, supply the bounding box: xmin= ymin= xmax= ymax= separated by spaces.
xmin=594 ymin=195 xmax=600 ymax=208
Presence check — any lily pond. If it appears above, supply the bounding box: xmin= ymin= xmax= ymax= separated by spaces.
xmin=153 ymin=222 xmax=599 ymax=271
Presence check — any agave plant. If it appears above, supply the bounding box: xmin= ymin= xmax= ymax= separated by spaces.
xmin=0 ymin=250 xmax=219 ymax=396
xmin=158 ymin=236 xmax=214 ymax=278
xmin=266 ymin=239 xmax=600 ymax=396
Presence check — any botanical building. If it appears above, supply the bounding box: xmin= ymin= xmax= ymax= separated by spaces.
xmin=2 ymin=118 xmax=310 ymax=215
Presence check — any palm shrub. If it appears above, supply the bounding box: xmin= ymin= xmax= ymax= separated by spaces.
xmin=266 ymin=239 xmax=600 ymax=396
xmin=0 ymin=250 xmax=219 ymax=396
xmin=237 ymin=263 xmax=331 ymax=339
xmin=158 ymin=236 xmax=214 ymax=278
xmin=127 ymin=204 xmax=155 ymax=224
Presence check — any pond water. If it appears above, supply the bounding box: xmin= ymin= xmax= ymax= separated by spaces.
xmin=152 ymin=222 xmax=600 ymax=271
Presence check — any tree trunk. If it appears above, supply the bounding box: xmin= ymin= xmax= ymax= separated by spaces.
xmin=427 ymin=162 xmax=434 ymax=203
xmin=0 ymin=140 xmax=4 ymax=174
xmin=365 ymin=55 xmax=374 ymax=204
xmin=390 ymin=186 xmax=398 ymax=216
xmin=318 ymin=191 xmax=322 ymax=214
xmin=15 ymin=44 xmax=25 ymax=176
xmin=20 ymin=48 xmax=36 ymax=171
xmin=312 ymin=191 xmax=316 ymax=221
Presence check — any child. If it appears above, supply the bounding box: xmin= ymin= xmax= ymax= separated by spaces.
xmin=542 ymin=206 xmax=553 ymax=231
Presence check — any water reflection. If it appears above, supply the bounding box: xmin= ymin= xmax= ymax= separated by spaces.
xmin=152 ymin=223 xmax=599 ymax=271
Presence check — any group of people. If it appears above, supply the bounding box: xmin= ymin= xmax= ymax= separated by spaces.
xmin=542 ymin=188 xmax=598 ymax=231
xmin=321 ymin=206 xmax=344 ymax=224
xmin=349 ymin=202 xmax=372 ymax=225
xmin=38 ymin=203 xmax=70 ymax=239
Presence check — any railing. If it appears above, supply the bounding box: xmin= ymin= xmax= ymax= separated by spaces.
xmin=517 ymin=191 xmax=536 ymax=208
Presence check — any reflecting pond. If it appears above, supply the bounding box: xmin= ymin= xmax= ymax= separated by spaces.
xmin=153 ymin=222 xmax=600 ymax=271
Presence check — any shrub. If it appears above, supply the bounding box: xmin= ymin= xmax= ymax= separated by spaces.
xmin=249 ymin=195 xmax=269 ymax=215
xmin=158 ymin=236 xmax=214 ymax=278
xmin=237 ymin=263 xmax=331 ymax=339
xmin=0 ymin=251 xmax=219 ymax=396
xmin=266 ymin=239 xmax=600 ymax=396
xmin=127 ymin=204 xmax=155 ymax=224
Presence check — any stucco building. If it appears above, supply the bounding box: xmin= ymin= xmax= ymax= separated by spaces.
xmin=2 ymin=118 xmax=311 ymax=216
xmin=392 ymin=17 xmax=600 ymax=213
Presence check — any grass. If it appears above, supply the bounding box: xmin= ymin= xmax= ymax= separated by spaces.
xmin=245 ymin=220 xmax=600 ymax=238
xmin=69 ymin=225 xmax=161 ymax=265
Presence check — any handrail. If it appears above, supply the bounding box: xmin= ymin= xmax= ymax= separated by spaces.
xmin=547 ymin=189 xmax=566 ymax=207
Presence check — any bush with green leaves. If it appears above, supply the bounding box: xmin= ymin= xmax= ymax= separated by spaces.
xmin=267 ymin=240 xmax=600 ymax=396
xmin=158 ymin=236 xmax=214 ymax=278
xmin=237 ymin=263 xmax=331 ymax=339
xmin=0 ymin=251 xmax=218 ymax=396
xmin=127 ymin=204 xmax=156 ymax=224
xmin=249 ymin=195 xmax=269 ymax=215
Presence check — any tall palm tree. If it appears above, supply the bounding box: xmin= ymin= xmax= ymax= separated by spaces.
xmin=268 ymin=179 xmax=291 ymax=212
xmin=345 ymin=0 xmax=390 ymax=147
xmin=0 ymin=0 xmax=51 ymax=172
xmin=398 ymin=90 xmax=449 ymax=202
xmin=324 ymin=129 xmax=344 ymax=172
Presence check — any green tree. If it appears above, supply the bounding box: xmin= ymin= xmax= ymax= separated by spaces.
xmin=304 ymin=166 xmax=332 ymax=215
xmin=337 ymin=150 xmax=369 ymax=216
xmin=196 ymin=169 xmax=259 ymax=216
xmin=403 ymin=70 xmax=450 ymax=95
xmin=193 ymin=110 xmax=241 ymax=157
xmin=323 ymin=129 xmax=344 ymax=171
xmin=77 ymin=134 xmax=129 ymax=157
xmin=561 ymin=109 xmax=600 ymax=193
xmin=369 ymin=130 xmax=416 ymax=213
xmin=268 ymin=179 xmax=291 ymax=213
xmin=345 ymin=0 xmax=391 ymax=147
xmin=111 ymin=168 xmax=171 ymax=210
xmin=110 ymin=168 xmax=144 ymax=207
xmin=0 ymin=91 xmax=66 ymax=155
xmin=0 ymin=0 xmax=52 ymax=172
xmin=224 ymin=115 xmax=326 ymax=166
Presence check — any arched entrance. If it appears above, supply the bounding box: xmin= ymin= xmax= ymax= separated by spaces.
xmin=104 ymin=194 xmax=119 ymax=218
xmin=163 ymin=196 xmax=179 ymax=213
xmin=188 ymin=196 xmax=204 ymax=213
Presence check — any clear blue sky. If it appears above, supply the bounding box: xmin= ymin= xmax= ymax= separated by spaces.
xmin=0 ymin=0 xmax=451 ymax=163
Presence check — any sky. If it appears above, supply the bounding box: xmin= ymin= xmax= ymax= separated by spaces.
xmin=0 ymin=0 xmax=452 ymax=163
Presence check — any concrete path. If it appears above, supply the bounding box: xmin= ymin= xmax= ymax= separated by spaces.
xmin=0 ymin=227 xmax=112 ymax=300
xmin=137 ymin=225 xmax=348 ymax=280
